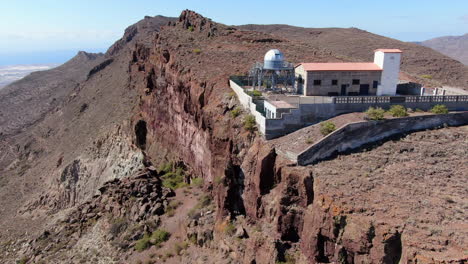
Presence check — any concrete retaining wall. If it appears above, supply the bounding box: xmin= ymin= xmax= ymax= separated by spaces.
xmin=297 ymin=112 xmax=468 ymax=166
xmin=230 ymin=80 xmax=266 ymax=134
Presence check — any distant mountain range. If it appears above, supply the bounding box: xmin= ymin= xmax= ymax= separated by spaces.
xmin=415 ymin=33 xmax=468 ymax=65
xmin=0 ymin=64 xmax=59 ymax=88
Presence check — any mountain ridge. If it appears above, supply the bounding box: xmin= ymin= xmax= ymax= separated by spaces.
xmin=0 ymin=10 xmax=466 ymax=264
xmin=418 ymin=33 xmax=468 ymax=65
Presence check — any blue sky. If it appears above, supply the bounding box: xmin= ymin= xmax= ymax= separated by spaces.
xmin=0 ymin=0 xmax=467 ymax=65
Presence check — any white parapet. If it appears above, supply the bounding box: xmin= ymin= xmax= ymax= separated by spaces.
xmin=229 ymin=80 xmax=266 ymax=134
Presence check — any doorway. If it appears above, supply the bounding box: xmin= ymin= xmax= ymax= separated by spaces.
xmin=340 ymin=85 xmax=347 ymax=96
xmin=359 ymin=84 xmax=370 ymax=95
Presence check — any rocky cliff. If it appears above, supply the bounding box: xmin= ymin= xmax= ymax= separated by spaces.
xmin=0 ymin=10 xmax=466 ymax=264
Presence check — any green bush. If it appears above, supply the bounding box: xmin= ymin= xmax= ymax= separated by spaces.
xmin=247 ymin=90 xmax=262 ymax=97
xmin=161 ymin=166 xmax=188 ymax=189
xmin=135 ymin=234 xmax=151 ymax=252
xmin=197 ymin=195 xmax=212 ymax=209
xmin=191 ymin=177 xmax=203 ymax=187
xmin=187 ymin=25 xmax=194 ymax=32
xmin=135 ymin=229 xmax=171 ymax=251
xmin=319 ymin=121 xmax=336 ymax=136
xmin=158 ymin=162 xmax=173 ymax=174
xmin=365 ymin=107 xmax=386 ymax=120
xmin=421 ymin=74 xmax=433 ymax=79
xmin=151 ymin=229 xmax=170 ymax=245
xmin=388 ymin=105 xmax=408 ymax=117
xmin=16 ymin=257 xmax=29 ymax=264
xmin=214 ymin=176 xmax=224 ymax=185
xmin=193 ymin=48 xmax=201 ymax=54
xmin=430 ymin=104 xmax=449 ymax=114
xmin=243 ymin=115 xmax=256 ymax=132
xmin=187 ymin=195 xmax=212 ymax=220
xmin=230 ymin=107 xmax=241 ymax=118
xmin=276 ymin=253 xmax=296 ymax=264
xmin=174 ymin=241 xmax=189 ymax=255
xmin=165 ymin=200 xmax=182 ymax=217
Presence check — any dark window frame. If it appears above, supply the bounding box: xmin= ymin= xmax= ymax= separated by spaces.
xmin=313 ymin=79 xmax=322 ymax=86
xmin=352 ymin=79 xmax=360 ymax=85
xmin=331 ymin=79 xmax=338 ymax=85
xmin=373 ymin=80 xmax=379 ymax=88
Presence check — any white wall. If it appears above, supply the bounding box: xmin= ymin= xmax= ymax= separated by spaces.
xmin=229 ymin=80 xmax=266 ymax=134
xmin=374 ymin=51 xmax=401 ymax=96
xmin=264 ymin=101 xmax=278 ymax=119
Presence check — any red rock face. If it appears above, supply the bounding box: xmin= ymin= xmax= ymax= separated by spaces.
xmin=121 ymin=11 xmax=465 ymax=263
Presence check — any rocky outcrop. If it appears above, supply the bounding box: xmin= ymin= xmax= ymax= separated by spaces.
xmin=17 ymin=167 xmax=174 ymax=263
xmin=21 ymin=126 xmax=145 ymax=213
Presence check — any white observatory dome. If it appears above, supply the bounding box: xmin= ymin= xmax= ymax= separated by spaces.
xmin=264 ymin=49 xmax=284 ymax=70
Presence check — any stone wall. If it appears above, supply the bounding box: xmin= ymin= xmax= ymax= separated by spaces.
xmin=296 ymin=112 xmax=468 ymax=165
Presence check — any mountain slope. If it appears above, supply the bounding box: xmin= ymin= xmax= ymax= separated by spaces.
xmin=419 ymin=33 xmax=468 ymax=65
xmin=239 ymin=25 xmax=468 ymax=88
xmin=0 ymin=10 xmax=466 ymax=264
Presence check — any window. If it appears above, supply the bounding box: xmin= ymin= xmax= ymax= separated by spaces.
xmin=373 ymin=81 xmax=379 ymax=88
xmin=331 ymin=80 xmax=338 ymax=85
xmin=352 ymin=79 xmax=360 ymax=85
xmin=313 ymin=79 xmax=321 ymax=86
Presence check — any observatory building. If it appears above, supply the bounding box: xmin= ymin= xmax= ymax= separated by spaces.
xmin=249 ymin=49 xmax=295 ymax=92
xmin=295 ymin=49 xmax=402 ymax=96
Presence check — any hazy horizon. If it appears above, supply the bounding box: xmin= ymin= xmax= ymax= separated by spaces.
xmin=1 ymin=0 xmax=467 ymax=66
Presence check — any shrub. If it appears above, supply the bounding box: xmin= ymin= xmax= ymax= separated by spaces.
xmin=319 ymin=121 xmax=336 ymax=136
xmin=161 ymin=166 xmax=187 ymax=189
xmin=188 ymin=195 xmax=212 ymax=220
xmin=151 ymin=229 xmax=170 ymax=245
xmin=430 ymin=104 xmax=449 ymax=114
xmin=188 ymin=234 xmax=197 ymax=245
xmin=305 ymin=138 xmax=314 ymax=144
xmin=197 ymin=195 xmax=212 ymax=209
xmin=193 ymin=48 xmax=202 ymax=54
xmin=174 ymin=241 xmax=189 ymax=255
xmin=243 ymin=115 xmax=256 ymax=132
xmin=191 ymin=177 xmax=203 ymax=187
xmin=17 ymin=257 xmax=29 ymax=264
xmin=276 ymin=253 xmax=296 ymax=264
xmin=158 ymin=162 xmax=173 ymax=174
xmin=214 ymin=176 xmax=224 ymax=185
xmin=388 ymin=105 xmax=408 ymax=117
xmin=421 ymin=74 xmax=433 ymax=79
xmin=187 ymin=25 xmax=194 ymax=32
xmin=365 ymin=107 xmax=386 ymax=120
xmin=247 ymin=90 xmax=262 ymax=97
xmin=165 ymin=200 xmax=182 ymax=217
xmin=230 ymin=107 xmax=241 ymax=118
xmin=134 ymin=229 xmax=171 ymax=252
xmin=135 ymin=234 xmax=151 ymax=252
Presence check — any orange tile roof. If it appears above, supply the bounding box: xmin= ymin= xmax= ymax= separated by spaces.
xmin=374 ymin=49 xmax=402 ymax=53
xmin=297 ymin=62 xmax=382 ymax=72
